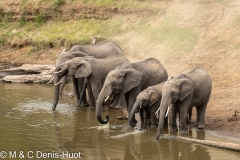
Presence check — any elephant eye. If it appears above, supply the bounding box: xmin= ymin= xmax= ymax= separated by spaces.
xmin=171 ymin=92 xmax=174 ymax=95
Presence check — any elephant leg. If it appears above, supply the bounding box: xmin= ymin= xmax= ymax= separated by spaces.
xmin=109 ymin=93 xmax=120 ymax=108
xmin=78 ymin=78 xmax=89 ymax=107
xmin=127 ymin=88 xmax=141 ymax=124
xmin=60 ymin=76 xmax=67 ymax=95
xmin=195 ymin=106 xmax=201 ymax=126
xmin=72 ymin=77 xmax=80 ymax=106
xmin=87 ymin=83 xmax=95 ymax=108
xmin=197 ymin=94 xmax=210 ymax=129
xmin=115 ymin=92 xmax=125 ymax=109
xmin=90 ymin=81 xmax=103 ymax=108
xmin=117 ymin=93 xmax=128 ymax=120
xmin=187 ymin=106 xmax=193 ymax=124
xmin=150 ymin=102 xmax=160 ymax=128
xmin=169 ymin=103 xmax=178 ymax=131
xmin=146 ymin=108 xmax=150 ymax=126
xmin=139 ymin=108 xmax=144 ymax=127
xmin=179 ymin=95 xmax=193 ymax=133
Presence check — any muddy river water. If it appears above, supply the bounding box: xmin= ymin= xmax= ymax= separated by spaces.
xmin=0 ymin=83 xmax=239 ymax=160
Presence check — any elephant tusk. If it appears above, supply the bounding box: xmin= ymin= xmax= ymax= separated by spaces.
xmin=104 ymin=96 xmax=110 ymax=102
xmin=155 ymin=107 xmax=160 ymax=115
xmin=46 ymin=76 xmax=54 ymax=84
xmin=54 ymin=69 xmax=64 ymax=74
xmin=165 ymin=106 xmax=170 ymax=117
xmin=140 ymin=105 xmax=142 ymax=108
xmin=54 ymin=77 xmax=63 ymax=86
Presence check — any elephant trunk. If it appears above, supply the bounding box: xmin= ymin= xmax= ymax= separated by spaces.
xmin=156 ymin=95 xmax=169 ymax=140
xmin=52 ymin=75 xmax=62 ymax=110
xmin=129 ymin=100 xmax=141 ymax=127
xmin=96 ymin=84 xmax=112 ymax=124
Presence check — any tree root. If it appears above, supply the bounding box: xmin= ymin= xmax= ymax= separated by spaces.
xmin=161 ymin=134 xmax=240 ymax=152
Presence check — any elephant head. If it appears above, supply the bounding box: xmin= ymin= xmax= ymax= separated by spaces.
xmin=56 ymin=51 xmax=88 ymax=66
xmin=128 ymin=88 xmax=160 ymax=127
xmin=96 ymin=69 xmax=142 ymax=124
xmin=52 ymin=58 xmax=92 ymax=110
xmin=156 ymin=78 xmax=195 ymax=140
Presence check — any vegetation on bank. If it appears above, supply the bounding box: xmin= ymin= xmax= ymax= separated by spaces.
xmin=1 ymin=0 xmax=239 ymax=65
xmin=0 ymin=0 xmax=199 ymax=57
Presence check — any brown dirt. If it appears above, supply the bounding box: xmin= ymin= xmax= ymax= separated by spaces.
xmin=1 ymin=0 xmax=240 ymax=140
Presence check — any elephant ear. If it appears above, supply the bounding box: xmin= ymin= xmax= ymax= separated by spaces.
xmin=123 ymin=69 xmax=142 ymax=93
xmin=74 ymin=60 xmax=92 ymax=78
xmin=149 ymin=90 xmax=160 ymax=106
xmin=177 ymin=78 xmax=195 ymax=101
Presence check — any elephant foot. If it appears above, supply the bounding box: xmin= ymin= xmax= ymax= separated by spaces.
xmin=179 ymin=128 xmax=188 ymax=134
xmin=142 ymin=124 xmax=148 ymax=127
xmin=115 ymin=105 xmax=123 ymax=109
xmin=79 ymin=101 xmax=89 ymax=107
xmin=117 ymin=116 xmax=128 ymax=120
xmin=170 ymin=127 xmax=178 ymax=132
xmin=197 ymin=124 xmax=205 ymax=129
xmin=151 ymin=125 xmax=158 ymax=128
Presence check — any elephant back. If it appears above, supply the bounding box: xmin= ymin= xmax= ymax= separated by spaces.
xmin=120 ymin=58 xmax=168 ymax=88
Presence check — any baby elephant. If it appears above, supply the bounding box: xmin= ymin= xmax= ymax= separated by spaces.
xmin=129 ymin=82 xmax=166 ymax=128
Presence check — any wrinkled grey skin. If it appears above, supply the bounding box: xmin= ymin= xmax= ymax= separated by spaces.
xmin=52 ymin=55 xmax=129 ymax=110
xmin=156 ymin=67 xmax=212 ymax=140
xmin=96 ymin=58 xmax=168 ymax=124
xmin=129 ymin=82 xmax=165 ymax=127
xmin=53 ymin=40 xmax=124 ymax=110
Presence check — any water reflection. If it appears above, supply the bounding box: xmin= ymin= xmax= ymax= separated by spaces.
xmin=0 ymin=83 xmax=239 ymax=160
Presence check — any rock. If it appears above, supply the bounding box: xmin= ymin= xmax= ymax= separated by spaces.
xmin=0 ymin=64 xmax=55 ymax=83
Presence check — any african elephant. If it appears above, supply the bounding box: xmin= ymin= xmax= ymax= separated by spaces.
xmin=156 ymin=67 xmax=212 ymax=140
xmin=129 ymin=82 xmax=166 ymax=127
xmin=96 ymin=58 xmax=168 ymax=124
xmin=52 ymin=40 xmax=124 ymax=108
xmin=52 ymin=55 xmax=129 ymax=110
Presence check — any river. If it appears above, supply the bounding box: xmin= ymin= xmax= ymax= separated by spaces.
xmin=0 ymin=83 xmax=239 ymax=160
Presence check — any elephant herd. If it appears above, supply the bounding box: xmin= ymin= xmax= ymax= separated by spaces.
xmin=50 ymin=40 xmax=212 ymax=140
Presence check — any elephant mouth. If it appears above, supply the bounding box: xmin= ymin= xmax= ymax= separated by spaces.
xmin=172 ymin=98 xmax=177 ymax=103
xmin=113 ymin=88 xmax=121 ymax=93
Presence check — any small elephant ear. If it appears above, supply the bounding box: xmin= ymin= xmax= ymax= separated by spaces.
xmin=123 ymin=69 xmax=142 ymax=93
xmin=149 ymin=90 xmax=160 ymax=106
xmin=74 ymin=60 xmax=92 ymax=78
xmin=177 ymin=78 xmax=195 ymax=101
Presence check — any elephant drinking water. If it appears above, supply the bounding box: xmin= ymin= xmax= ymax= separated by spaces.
xmin=156 ymin=67 xmax=212 ymax=140
xmin=52 ymin=55 xmax=129 ymax=110
xmin=52 ymin=40 xmax=124 ymax=109
xmin=96 ymin=58 xmax=168 ymax=125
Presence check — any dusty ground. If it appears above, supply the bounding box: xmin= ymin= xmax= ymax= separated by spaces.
xmin=1 ymin=0 xmax=240 ymax=140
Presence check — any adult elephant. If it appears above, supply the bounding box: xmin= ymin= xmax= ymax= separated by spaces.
xmin=53 ymin=40 xmax=124 ymax=108
xmin=128 ymin=82 xmax=166 ymax=127
xmin=96 ymin=58 xmax=168 ymax=124
xmin=156 ymin=67 xmax=212 ymax=140
xmin=52 ymin=55 xmax=129 ymax=110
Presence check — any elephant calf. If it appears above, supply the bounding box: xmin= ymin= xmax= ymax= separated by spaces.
xmin=156 ymin=67 xmax=212 ymax=140
xmin=129 ymin=82 xmax=166 ymax=128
